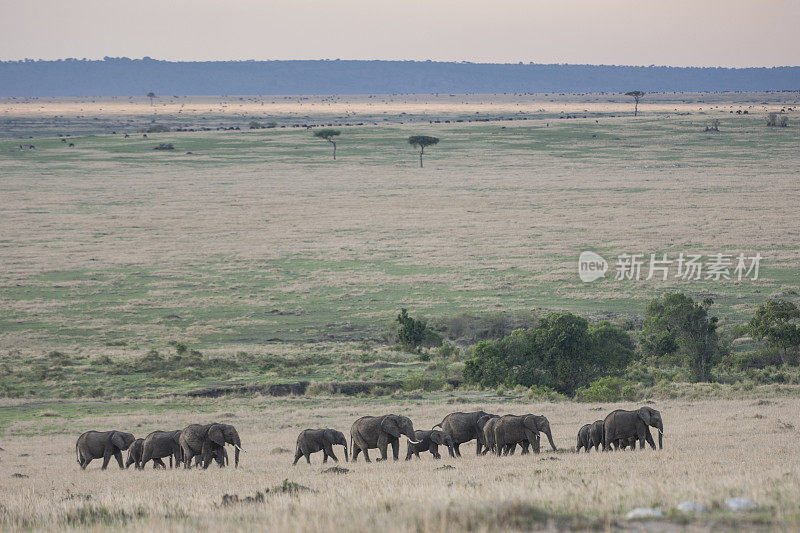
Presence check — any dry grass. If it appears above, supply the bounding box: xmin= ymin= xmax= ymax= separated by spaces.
xmin=0 ymin=396 xmax=798 ymax=531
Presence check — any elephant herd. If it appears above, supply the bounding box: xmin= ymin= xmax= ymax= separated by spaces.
xmin=75 ymin=422 xmax=243 ymax=470
xmin=75 ymin=407 xmax=663 ymax=470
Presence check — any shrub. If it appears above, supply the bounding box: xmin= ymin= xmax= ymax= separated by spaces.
xmin=766 ymin=113 xmax=778 ymax=127
xmin=525 ymin=385 xmax=567 ymax=402
xmin=153 ymin=143 xmax=174 ymax=151
xmin=401 ymin=374 xmax=444 ymax=392
xmin=249 ymin=120 xmax=265 ymax=129
xmin=145 ymin=124 xmax=170 ymax=133
xmin=437 ymin=343 xmax=457 ymax=358
xmin=573 ymin=377 xmax=638 ymax=402
xmin=463 ymin=312 xmax=634 ymax=394
xmin=397 ymin=309 xmax=440 ymax=352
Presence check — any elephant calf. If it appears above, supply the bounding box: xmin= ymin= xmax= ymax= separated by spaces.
xmin=405 ymin=430 xmax=454 ymax=460
xmin=125 ymin=438 xmax=144 ymax=469
xmin=293 ymin=428 xmax=348 ymax=465
xmin=576 ymin=424 xmax=592 ymax=453
xmin=589 ymin=420 xmax=604 ymax=451
xmin=141 ymin=430 xmax=183 ymax=469
xmin=76 ymin=430 xmax=136 ymax=470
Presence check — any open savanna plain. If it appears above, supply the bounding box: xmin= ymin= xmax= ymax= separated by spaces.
xmin=0 ymin=93 xmax=799 ymax=530
xmin=1 ymin=396 xmax=799 ymax=530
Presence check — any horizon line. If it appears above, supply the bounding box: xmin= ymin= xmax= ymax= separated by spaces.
xmin=2 ymin=57 xmax=800 ymax=70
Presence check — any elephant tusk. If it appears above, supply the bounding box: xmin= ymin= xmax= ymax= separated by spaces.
xmin=408 ymin=439 xmax=421 ymax=444
xmin=658 ymin=429 xmax=664 ymax=435
xmin=234 ymin=445 xmax=246 ymax=452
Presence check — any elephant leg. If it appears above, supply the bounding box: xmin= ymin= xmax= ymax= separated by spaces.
xmin=391 ymin=438 xmax=399 ymax=461
xmin=352 ymin=445 xmax=361 ymax=462
xmin=376 ymin=434 xmax=389 ymax=462
xmin=476 ymin=440 xmax=483 ymax=455
xmin=101 ymin=451 xmax=112 ymax=470
xmin=453 ymin=443 xmax=462 ymax=457
xmin=405 ymin=446 xmax=413 ymax=461
xmin=292 ymin=449 xmax=302 ymax=466
xmin=429 ymin=443 xmax=440 ymax=459
xmin=153 ymin=458 xmax=166 ymax=469
xmin=305 ymin=451 xmax=311 ymax=464
xmin=644 ymin=428 xmax=656 ymax=450
xmin=323 ymin=441 xmax=337 ymax=463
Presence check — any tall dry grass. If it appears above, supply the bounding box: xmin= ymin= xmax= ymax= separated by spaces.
xmin=1 ymin=397 xmax=798 ymax=530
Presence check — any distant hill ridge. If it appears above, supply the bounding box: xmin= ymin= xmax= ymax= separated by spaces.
xmin=1 ymin=58 xmax=799 ymax=97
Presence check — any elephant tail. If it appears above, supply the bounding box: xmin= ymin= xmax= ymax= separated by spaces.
xmin=432 ymin=417 xmax=444 ymax=430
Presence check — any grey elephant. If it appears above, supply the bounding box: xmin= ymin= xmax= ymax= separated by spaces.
xmin=576 ymin=424 xmax=592 ymax=453
xmin=603 ymin=406 xmax=663 ymax=451
xmin=293 ymin=428 xmax=348 ymax=465
xmin=141 ymin=430 xmax=182 ymax=468
xmin=589 ymin=420 xmax=604 ymax=451
xmin=405 ymin=430 xmax=454 ymax=460
xmin=476 ymin=414 xmax=499 ymax=455
xmin=179 ymin=423 xmax=243 ymax=468
xmin=76 ymin=430 xmax=136 ymax=470
xmin=350 ymin=414 xmax=420 ymax=462
xmin=125 ymin=438 xmax=144 ymax=469
xmin=193 ymin=445 xmax=228 ymax=466
xmin=494 ymin=414 xmax=557 ymax=455
xmin=433 ymin=411 xmax=496 ymax=456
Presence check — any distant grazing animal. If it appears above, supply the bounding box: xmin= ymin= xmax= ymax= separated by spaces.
xmin=68 ymin=143 xmax=74 ymax=147
xmin=293 ymin=429 xmax=348 ymax=465
xmin=76 ymin=430 xmax=136 ymax=469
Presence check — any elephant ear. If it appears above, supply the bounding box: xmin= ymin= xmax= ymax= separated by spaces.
xmin=638 ymin=407 xmax=652 ymax=425
xmin=111 ymin=431 xmax=126 ymax=450
xmin=208 ymin=425 xmax=226 ymax=447
xmin=522 ymin=415 xmax=540 ymax=433
xmin=429 ymin=432 xmax=442 ymax=445
xmin=381 ymin=416 xmax=401 ymax=438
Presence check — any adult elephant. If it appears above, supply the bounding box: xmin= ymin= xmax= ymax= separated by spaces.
xmin=433 ymin=411 xmax=496 ymax=456
xmin=603 ymin=406 xmax=663 ymax=451
xmin=180 ymin=423 xmax=243 ymax=468
xmin=76 ymin=430 xmax=136 ymax=470
xmin=350 ymin=414 xmax=419 ymax=462
xmin=293 ymin=429 xmax=348 ymax=465
xmin=494 ymin=414 xmax=557 ymax=455
xmin=476 ymin=414 xmax=499 ymax=455
xmin=141 ymin=430 xmax=182 ymax=468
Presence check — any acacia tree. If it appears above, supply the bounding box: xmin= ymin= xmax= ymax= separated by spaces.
xmin=313 ymin=128 xmax=341 ymax=159
xmin=642 ymin=293 xmax=721 ymax=382
xmin=748 ymin=299 xmax=800 ymax=364
xmin=408 ymin=135 xmax=439 ymax=168
xmin=625 ymin=91 xmax=644 ymax=116
xmin=147 ymin=92 xmax=156 ymax=106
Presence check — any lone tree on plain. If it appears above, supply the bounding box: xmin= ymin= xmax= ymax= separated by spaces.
xmin=625 ymin=91 xmax=644 ymax=116
xmin=147 ymin=92 xmax=156 ymax=106
xmin=313 ymin=128 xmax=341 ymax=159
xmin=408 ymin=135 xmax=439 ymax=168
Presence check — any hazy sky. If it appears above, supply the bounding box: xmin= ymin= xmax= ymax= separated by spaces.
xmin=1 ymin=0 xmax=797 ymax=66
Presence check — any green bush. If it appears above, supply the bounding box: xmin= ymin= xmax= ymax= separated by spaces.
xmin=402 ymin=374 xmax=444 ymax=392
xmin=525 ymin=385 xmax=567 ymax=402
xmin=573 ymin=377 xmax=638 ymax=402
xmin=463 ymin=313 xmax=634 ymax=394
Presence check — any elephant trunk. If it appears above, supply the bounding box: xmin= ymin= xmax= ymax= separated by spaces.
xmin=232 ymin=436 xmax=242 ymax=467
xmin=545 ymin=429 xmax=557 ymax=452
xmin=343 ymin=443 xmax=349 ymax=462
xmin=657 ymin=422 xmax=663 ymax=449
xmin=447 ymin=444 xmax=455 ymax=458
xmin=405 ymin=430 xmax=421 ymax=445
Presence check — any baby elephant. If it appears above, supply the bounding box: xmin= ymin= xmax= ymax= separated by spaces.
xmin=576 ymin=424 xmax=592 ymax=453
xmin=293 ymin=429 xmax=348 ymax=465
xmin=125 ymin=438 xmax=144 ymax=468
xmin=405 ymin=430 xmax=454 ymax=460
